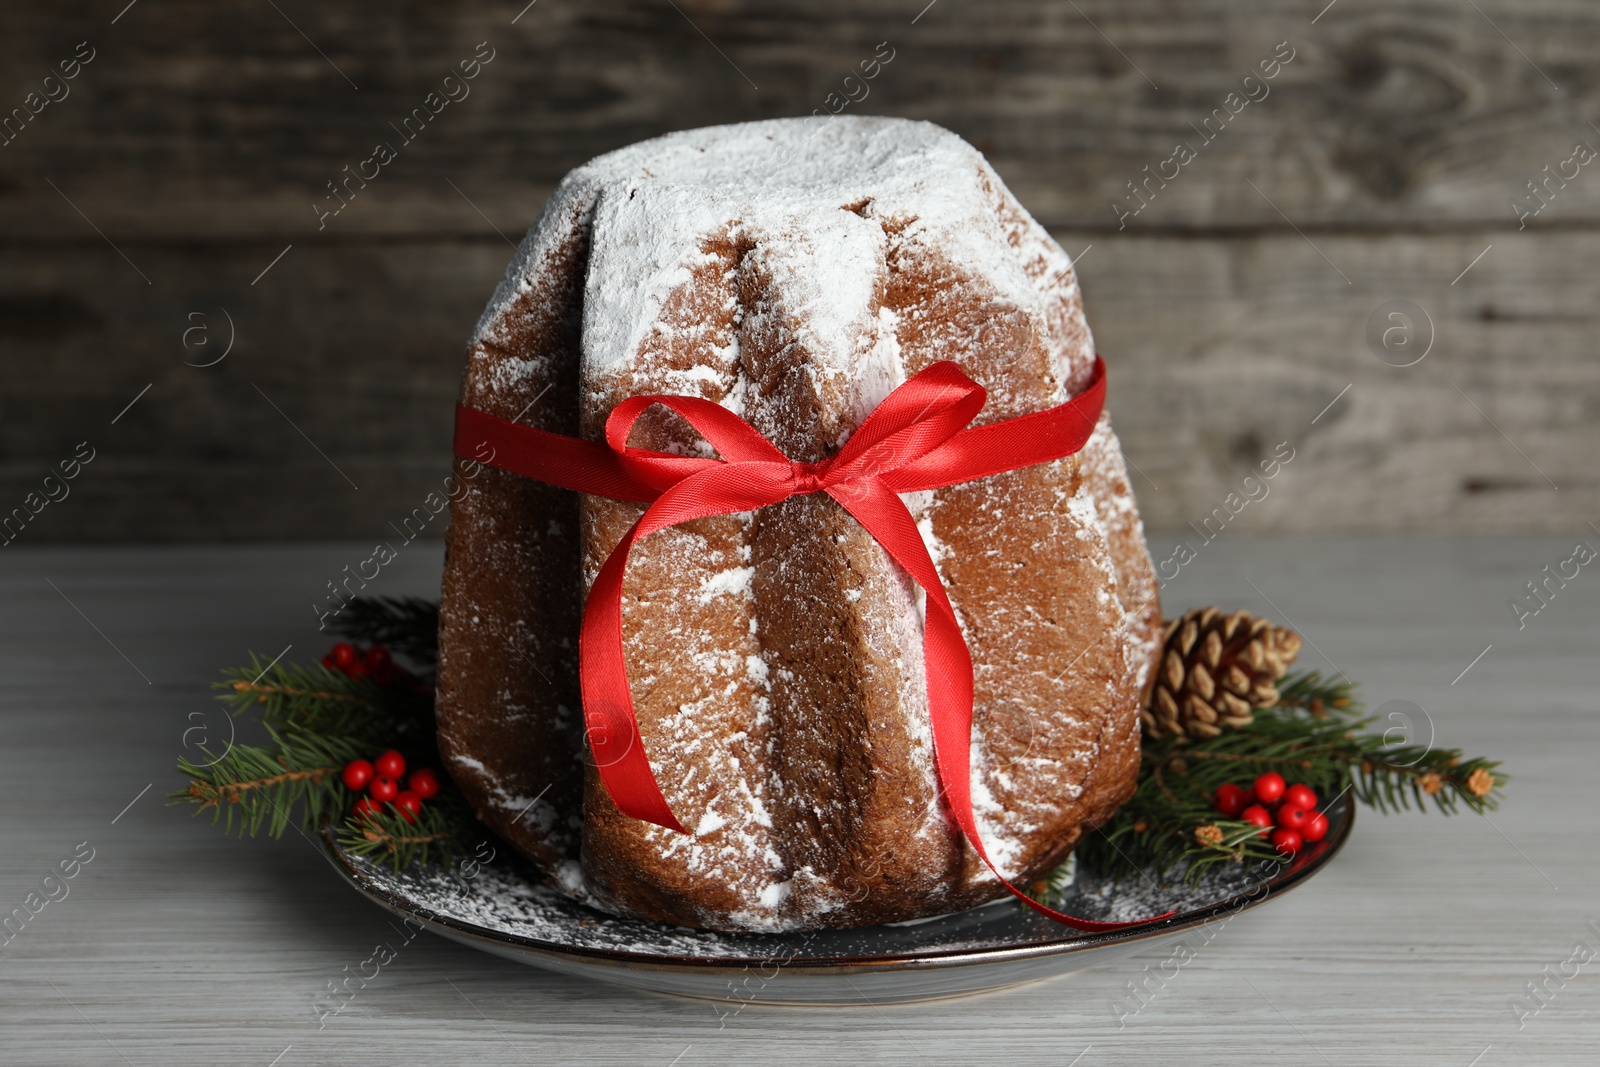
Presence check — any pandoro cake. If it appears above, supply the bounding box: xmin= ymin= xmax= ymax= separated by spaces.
xmin=436 ymin=115 xmax=1162 ymax=932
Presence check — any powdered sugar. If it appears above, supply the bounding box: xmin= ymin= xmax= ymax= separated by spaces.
xmin=697 ymin=565 xmax=755 ymax=604
xmin=448 ymin=754 xmax=557 ymax=830
xmin=695 ymin=810 xmax=729 ymax=837
xmin=967 ymin=733 xmax=1028 ymax=879
xmin=484 ymin=117 xmax=1081 ymax=388
xmin=329 ymin=832 xmax=1307 ymax=961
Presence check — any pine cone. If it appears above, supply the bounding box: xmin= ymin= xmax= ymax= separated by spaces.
xmin=1143 ymin=608 xmax=1302 ymax=740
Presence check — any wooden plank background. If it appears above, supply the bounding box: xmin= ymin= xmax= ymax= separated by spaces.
xmin=1 ymin=0 xmax=1596 ymax=540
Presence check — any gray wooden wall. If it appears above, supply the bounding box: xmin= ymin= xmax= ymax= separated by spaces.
xmin=1 ymin=0 xmax=1595 ymax=542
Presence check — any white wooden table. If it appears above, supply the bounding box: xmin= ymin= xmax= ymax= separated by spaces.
xmin=1 ymin=537 xmax=1595 ymax=1065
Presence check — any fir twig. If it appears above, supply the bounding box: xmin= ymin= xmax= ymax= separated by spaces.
xmin=216 ymin=653 xmax=431 ymax=744
xmin=1273 ymin=669 xmax=1359 ymax=717
xmin=329 ymin=596 xmax=440 ymax=673
xmin=1076 ymin=700 xmax=1505 ymax=884
xmin=173 ymin=597 xmax=466 ymax=870
xmin=175 ymin=726 xmax=366 ymax=837
xmin=335 ymin=793 xmax=474 ymax=872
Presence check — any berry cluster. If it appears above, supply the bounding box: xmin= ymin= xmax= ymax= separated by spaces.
xmin=1213 ymin=772 xmax=1329 ymax=857
xmin=320 ymin=642 xmax=427 ymax=695
xmin=342 ymin=750 xmax=441 ymax=824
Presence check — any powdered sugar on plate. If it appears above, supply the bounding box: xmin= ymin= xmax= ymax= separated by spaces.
xmin=325 ymin=789 xmax=1350 ymax=963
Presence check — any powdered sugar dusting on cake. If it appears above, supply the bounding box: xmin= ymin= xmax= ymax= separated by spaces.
xmin=967 ymin=732 xmax=1028 ymax=881
xmin=450 ymin=754 xmax=562 ymax=835
xmin=560 ymin=118 xmax=1047 ymax=385
xmin=1080 ymin=413 xmax=1164 ymax=705
xmin=733 ymin=207 xmax=887 ymax=410
xmin=582 ymin=184 xmax=744 ymax=371
xmin=698 ymin=565 xmax=755 ymax=605
xmin=473 ymin=172 xmax=598 ymax=355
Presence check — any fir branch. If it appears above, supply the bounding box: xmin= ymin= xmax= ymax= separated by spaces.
xmin=336 ymin=793 xmax=474 ymax=871
xmin=1078 ymin=776 xmax=1285 ymax=884
xmin=1077 ymin=702 xmax=1505 ymax=884
xmin=172 ymin=726 xmax=367 ymax=838
xmin=216 ymin=653 xmax=430 ymax=743
xmin=177 ymin=600 xmax=474 ymax=870
xmin=1273 ymin=669 xmax=1359 ymax=717
xmin=1041 ymin=852 xmax=1078 ymax=900
xmin=329 ymin=596 xmax=440 ymax=672
xmin=1347 ymin=748 xmax=1505 ymax=816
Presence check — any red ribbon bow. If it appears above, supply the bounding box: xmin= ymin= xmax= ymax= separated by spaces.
xmin=455 ymin=356 xmax=1171 ymax=932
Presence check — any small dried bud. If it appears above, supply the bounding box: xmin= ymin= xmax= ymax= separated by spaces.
xmin=1132 ymin=820 xmax=1149 ymax=833
xmin=1169 ymin=757 xmax=1189 ymax=776
xmin=1419 ymin=772 xmax=1444 ymax=795
xmin=1465 ymin=767 xmax=1495 ymax=798
xmin=1309 ymin=698 xmax=1325 ymax=717
xmin=1361 ymin=760 xmax=1374 ymax=775
xmin=1194 ymin=824 xmax=1225 ymax=848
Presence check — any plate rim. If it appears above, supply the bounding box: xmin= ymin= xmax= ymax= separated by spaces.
xmin=320 ymin=797 xmax=1353 ymax=976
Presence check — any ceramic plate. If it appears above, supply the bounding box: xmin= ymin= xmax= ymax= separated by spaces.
xmin=322 ymin=796 xmax=1351 ymax=1005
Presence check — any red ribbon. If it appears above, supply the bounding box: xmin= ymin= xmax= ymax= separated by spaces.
xmin=454 ymin=357 xmax=1172 ymax=932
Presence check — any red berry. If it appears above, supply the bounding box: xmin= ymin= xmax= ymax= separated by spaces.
xmin=1283 ymin=783 xmax=1318 ymax=811
xmin=320 ymin=654 xmax=338 ymax=671
xmin=408 ymin=768 xmax=441 ymax=799
xmin=368 ymin=775 xmax=399 ymax=803
xmin=351 ymin=797 xmax=381 ymax=821
xmin=341 ymin=759 xmax=374 ymax=791
xmin=1276 ymin=804 xmax=1312 ymax=833
xmin=1303 ymin=811 xmax=1329 ymax=843
xmin=1213 ymin=783 xmax=1249 ymax=818
xmin=1253 ymin=772 xmax=1287 ymax=805
xmin=374 ymin=750 xmax=407 ymax=779
xmin=1271 ymin=828 xmax=1303 ymax=856
xmin=392 ymin=790 xmax=422 ymax=823
xmin=331 ymin=642 xmax=359 ymax=668
xmin=365 ymin=645 xmax=392 ymax=669
xmin=1240 ymin=804 xmax=1273 ymax=836
xmin=345 ymin=660 xmax=370 ymax=681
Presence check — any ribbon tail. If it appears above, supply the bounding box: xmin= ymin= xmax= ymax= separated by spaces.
xmin=577 ymin=462 xmax=800 ymax=837
xmin=580 ymin=516 xmax=689 ymax=834
xmin=827 ymin=477 xmax=1174 ymax=933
